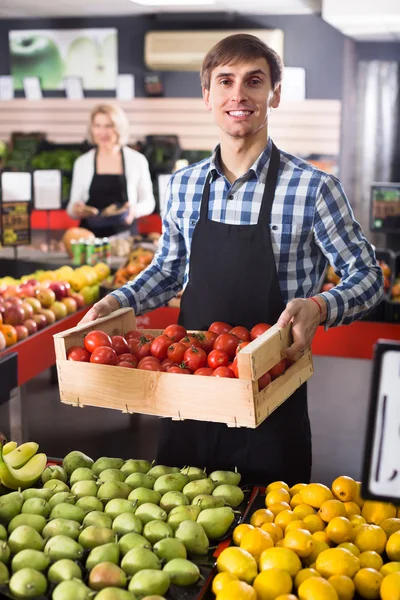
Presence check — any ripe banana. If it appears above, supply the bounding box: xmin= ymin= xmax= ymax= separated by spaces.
xmin=3 ymin=441 xmax=17 ymax=455
xmin=4 ymin=442 xmax=39 ymax=469
xmin=0 ymin=443 xmax=47 ymax=491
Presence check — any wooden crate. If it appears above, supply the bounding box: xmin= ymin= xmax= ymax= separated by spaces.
xmin=54 ymin=308 xmax=314 ymax=428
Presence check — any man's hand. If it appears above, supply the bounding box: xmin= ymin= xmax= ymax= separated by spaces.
xmin=79 ymin=295 xmax=121 ymax=325
xmin=277 ymin=297 xmax=326 ymax=360
xmin=73 ymin=202 xmax=99 ymax=219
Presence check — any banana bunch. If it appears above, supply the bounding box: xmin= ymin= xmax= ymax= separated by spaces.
xmin=0 ymin=440 xmax=47 ymax=491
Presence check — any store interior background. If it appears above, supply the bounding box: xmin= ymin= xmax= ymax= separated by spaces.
xmin=0 ymin=0 xmax=399 ymax=484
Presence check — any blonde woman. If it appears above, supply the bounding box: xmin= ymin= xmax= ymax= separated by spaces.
xmin=67 ymin=104 xmax=155 ymax=237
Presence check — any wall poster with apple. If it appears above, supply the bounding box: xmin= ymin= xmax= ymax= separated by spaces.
xmin=8 ymin=29 xmax=118 ymax=91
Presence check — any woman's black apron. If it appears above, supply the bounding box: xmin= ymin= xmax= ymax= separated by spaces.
xmin=156 ymin=143 xmax=312 ymax=486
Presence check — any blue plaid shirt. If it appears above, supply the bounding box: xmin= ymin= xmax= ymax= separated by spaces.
xmin=112 ymin=138 xmax=383 ymax=328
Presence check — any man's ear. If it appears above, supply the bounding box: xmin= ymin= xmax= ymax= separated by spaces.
xmin=202 ymin=87 xmax=212 ymax=111
xmin=270 ymin=83 xmax=281 ymax=109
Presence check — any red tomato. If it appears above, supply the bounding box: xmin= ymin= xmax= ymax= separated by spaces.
xmin=118 ymin=361 xmax=135 ymax=369
xmin=90 ymin=346 xmax=118 ymax=365
xmin=111 ymin=335 xmax=129 ymax=355
xmin=167 ymin=342 xmax=187 ymax=364
xmin=250 ymin=323 xmax=272 ymax=341
xmin=163 ymin=324 xmax=187 ymax=342
xmin=124 ymin=330 xmax=144 ymax=341
xmin=128 ymin=336 xmax=152 ymax=359
xmin=230 ymin=326 xmax=251 ymax=342
xmin=84 ymin=330 xmax=112 ymax=353
xmin=118 ymin=353 xmax=138 ymax=367
xmin=208 ymin=349 xmax=229 ymax=369
xmin=161 ymin=358 xmax=175 ymax=372
xmin=168 ymin=365 xmax=192 ymax=374
xmin=235 ymin=341 xmax=251 ymax=355
xmin=213 ymin=333 xmax=239 ymax=359
xmin=258 ymin=372 xmax=272 ymax=390
xmin=285 ymin=358 xmax=294 ymax=369
xmin=194 ymin=367 xmax=214 ymax=376
xmin=184 ymin=347 xmax=207 ymax=372
xmin=195 ymin=331 xmax=218 ymax=354
xmin=269 ymin=358 xmax=286 ymax=380
xmin=212 ymin=366 xmax=236 ymax=378
xmin=139 ymin=361 xmax=163 ymax=372
xmin=150 ymin=335 xmax=171 ymax=361
xmin=67 ymin=346 xmax=91 ymax=362
xmin=230 ymin=356 xmax=239 ymax=378
xmin=138 ymin=356 xmax=161 ymax=368
xmin=208 ymin=321 xmax=232 ymax=336
xmin=180 ymin=335 xmax=202 ymax=350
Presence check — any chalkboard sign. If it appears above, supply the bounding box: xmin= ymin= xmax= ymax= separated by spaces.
xmin=0 ymin=200 xmax=31 ymax=246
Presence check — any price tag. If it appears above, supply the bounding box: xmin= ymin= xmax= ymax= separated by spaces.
xmin=117 ymin=74 xmax=135 ymax=100
xmin=0 ymin=76 xmax=14 ymax=100
xmin=33 ymin=170 xmax=62 ymax=210
xmin=23 ymin=76 xmax=42 ymax=100
xmin=0 ymin=201 xmax=31 ymax=246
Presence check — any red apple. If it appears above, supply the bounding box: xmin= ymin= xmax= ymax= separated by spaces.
xmin=6 ymin=296 xmax=23 ymax=306
xmin=63 ymin=282 xmax=71 ymax=295
xmin=48 ymin=282 xmax=67 ymax=300
xmin=50 ymin=301 xmax=68 ymax=320
xmin=39 ymin=309 xmax=56 ymax=325
xmin=0 ymin=331 xmax=6 ymax=351
xmin=3 ymin=305 xmax=25 ymax=326
xmin=70 ymin=293 xmax=84 ymax=308
xmin=61 ymin=297 xmax=77 ymax=314
xmin=21 ymin=302 xmax=34 ymax=320
xmin=14 ymin=325 xmax=29 ymax=341
xmin=3 ymin=286 xmax=18 ymax=299
xmin=24 ymin=297 xmax=42 ymax=313
xmin=18 ymin=284 xmax=36 ymax=298
xmin=35 ymin=288 xmax=56 ymax=308
xmin=32 ymin=313 xmax=47 ymax=330
xmin=24 ymin=319 xmax=38 ymax=335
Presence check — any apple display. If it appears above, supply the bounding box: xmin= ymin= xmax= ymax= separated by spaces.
xmin=10 ymin=34 xmax=64 ymax=90
xmin=24 ymin=297 xmax=42 ymax=313
xmin=49 ymin=301 xmax=68 ymax=320
xmin=23 ymin=319 xmax=38 ymax=335
xmin=35 ymin=288 xmax=56 ymax=308
xmin=49 ymin=282 xmax=67 ymax=300
xmin=39 ymin=308 xmax=56 ymax=325
xmin=32 ymin=313 xmax=47 ymax=330
xmin=21 ymin=301 xmax=34 ymax=320
xmin=14 ymin=325 xmax=29 ymax=341
xmin=61 ymin=297 xmax=77 ymax=314
xmin=3 ymin=305 xmax=25 ymax=326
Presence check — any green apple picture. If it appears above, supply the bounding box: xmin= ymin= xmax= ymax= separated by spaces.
xmin=9 ymin=35 xmax=64 ymax=90
xmin=64 ymin=32 xmax=117 ymax=90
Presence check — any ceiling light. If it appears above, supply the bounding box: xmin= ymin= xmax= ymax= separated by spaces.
xmin=131 ymin=0 xmax=215 ymax=5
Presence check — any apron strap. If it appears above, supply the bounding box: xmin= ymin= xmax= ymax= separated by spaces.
xmin=257 ymin=142 xmax=281 ymax=225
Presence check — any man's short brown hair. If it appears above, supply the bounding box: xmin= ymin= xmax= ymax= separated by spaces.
xmin=201 ymin=33 xmax=283 ymax=91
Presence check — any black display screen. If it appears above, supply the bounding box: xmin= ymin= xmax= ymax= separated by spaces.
xmin=370 ymin=183 xmax=400 ymax=232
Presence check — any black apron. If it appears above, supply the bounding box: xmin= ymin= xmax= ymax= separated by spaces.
xmin=81 ymin=149 xmax=133 ymax=238
xmin=156 ymin=142 xmax=312 ymax=487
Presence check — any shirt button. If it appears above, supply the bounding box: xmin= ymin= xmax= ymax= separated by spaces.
xmin=271 ymin=225 xmax=278 ymax=231
xmin=228 ymin=194 xmax=234 ymax=200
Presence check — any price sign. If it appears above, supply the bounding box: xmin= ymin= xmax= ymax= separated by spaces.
xmin=0 ymin=200 xmax=31 ymax=246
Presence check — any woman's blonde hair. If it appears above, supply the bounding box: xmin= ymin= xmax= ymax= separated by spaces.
xmin=88 ymin=104 xmax=130 ymax=146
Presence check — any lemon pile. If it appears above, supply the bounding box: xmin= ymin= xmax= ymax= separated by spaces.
xmin=213 ymin=476 xmax=400 ymax=600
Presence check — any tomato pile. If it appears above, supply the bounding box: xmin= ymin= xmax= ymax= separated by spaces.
xmin=67 ymin=321 xmax=292 ymax=389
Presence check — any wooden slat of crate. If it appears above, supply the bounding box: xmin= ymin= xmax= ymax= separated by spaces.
xmin=236 ymin=323 xmax=293 ymax=381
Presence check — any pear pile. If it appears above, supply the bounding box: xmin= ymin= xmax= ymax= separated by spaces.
xmin=0 ymin=448 xmax=245 ymax=599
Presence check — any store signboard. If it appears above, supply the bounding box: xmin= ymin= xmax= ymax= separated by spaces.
xmin=0 ymin=171 xmax=32 ymax=246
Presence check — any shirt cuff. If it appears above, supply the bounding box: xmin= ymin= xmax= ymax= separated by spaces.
xmin=316 ymin=291 xmax=341 ymax=329
xmin=110 ymin=289 xmax=137 ymax=313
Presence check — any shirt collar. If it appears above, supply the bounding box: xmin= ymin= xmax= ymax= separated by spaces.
xmin=209 ymin=138 xmax=273 ymax=183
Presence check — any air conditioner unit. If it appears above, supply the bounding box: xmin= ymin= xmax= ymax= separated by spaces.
xmin=144 ymin=30 xmax=284 ymax=72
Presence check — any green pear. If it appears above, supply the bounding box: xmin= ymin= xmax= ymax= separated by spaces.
xmin=125 ymin=473 xmax=155 ymax=490
xmin=47 ymin=559 xmax=82 ymax=584
xmin=112 ymin=513 xmax=143 ymax=536
xmin=44 ymin=535 xmax=83 ymax=561
xmin=128 ymin=488 xmax=161 ymax=507
xmin=98 ymin=468 xmax=126 ymax=483
xmin=121 ymin=459 xmax=152 ymax=475
xmin=191 ymin=494 xmax=225 ymax=510
xmin=8 ymin=514 xmax=46 ymax=535
xmin=62 ymin=450 xmax=94 ymax=476
xmin=212 ymin=484 xmax=244 ymax=508
xmin=95 ymin=588 xmax=134 ymax=600
xmin=22 ymin=488 xmax=52 ymax=502
xmin=21 ymin=498 xmax=50 ymax=518
xmin=121 ymin=547 xmax=161 ymax=575
xmin=97 ymin=481 xmax=131 ymax=502
xmin=78 ymin=525 xmax=115 ymax=550
xmin=135 ymin=503 xmax=167 ymax=525
xmin=174 ymin=520 xmax=209 ymax=555
xmin=182 ymin=478 xmax=215 ymax=502
xmin=153 ymin=473 xmax=188 ymax=495
xmin=42 ymin=518 xmax=81 ymax=540
xmin=8 ymin=525 xmax=44 ymax=553
xmin=143 ymin=520 xmax=173 ymax=545
xmin=129 ymin=569 xmax=170 ymax=597
xmin=52 ymin=579 xmax=92 ymax=600
xmin=180 ymin=466 xmax=207 ymax=481
xmin=9 ymin=568 xmax=47 ymax=598
xmin=11 ymin=549 xmax=49 ymax=573
xmin=0 ymin=542 xmax=10 ymax=564
xmin=82 ymin=511 xmax=112 ymax=530
xmin=153 ymin=537 xmax=187 ymax=562
xmin=0 ymin=524 xmax=6 ymax=541
xmin=147 ymin=465 xmax=180 ymax=479
xmin=89 ymin=562 xmax=127 ymax=591
xmin=197 ymin=506 xmax=235 ymax=539
xmin=210 ymin=469 xmax=241 ymax=486
xmin=48 ymin=492 xmax=76 ymax=511
xmin=163 ymin=557 xmax=200 ymax=585
xmin=160 ymin=491 xmax=189 ymax=513
xmin=0 ymin=561 xmax=9 ymax=584
xmin=41 ymin=465 xmax=68 ymax=484
xmin=92 ymin=457 xmax=124 ymax=476
xmin=76 ymin=496 xmax=104 ymax=514
xmin=104 ymin=498 xmax=136 ymax=520
xmin=0 ymin=491 xmax=23 ymax=525
xmin=43 ymin=480 xmax=70 ymax=494
xmin=167 ymin=505 xmax=201 ymax=532
xmin=86 ymin=543 xmax=120 ymax=570
xmin=69 ymin=467 xmax=96 ymax=486
xmin=119 ymin=532 xmax=151 ymax=556
xmin=71 ymin=480 xmax=98 ymax=498
xmin=50 ymin=503 xmax=85 ymax=523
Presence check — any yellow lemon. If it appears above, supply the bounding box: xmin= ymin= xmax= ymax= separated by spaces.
xmin=250 ymin=508 xmax=274 ymax=527
xmin=337 ymin=543 xmax=360 ymax=557
xmin=275 ymin=510 xmax=299 ymax=531
xmin=269 ymin=502 xmax=292 ymax=517
xmin=300 ymin=483 xmax=333 ymax=509
xmin=295 ymin=568 xmax=320 ymax=589
xmin=313 ymin=531 xmax=331 ymax=545
xmin=354 ymin=482 xmax=365 ymax=509
xmin=266 ymin=489 xmax=291 ymax=506
xmin=332 ymin=476 xmax=358 ymax=502
xmin=233 ymin=524 xmax=255 ymax=546
xmin=290 ymin=483 xmax=307 ymax=497
xmin=344 ymin=502 xmax=361 ymax=518
xmin=319 ymin=499 xmax=347 ymax=523
xmin=276 ymin=596 xmax=298 ymax=600
xmin=380 ymin=562 xmax=400 ymax=577
xmin=240 ymin=527 xmax=274 ymax=561
xmin=358 ymin=551 xmax=383 ymax=570
xmin=298 ymin=576 xmax=338 ymax=600
xmin=286 ymin=520 xmax=308 ymax=533
xmin=302 ymin=540 xmax=330 ymax=567
xmin=212 ymin=572 xmax=239 ymax=595
xmin=380 ymin=518 xmax=400 ymax=538
xmin=290 ymin=493 xmax=304 ymax=508
xmin=216 ymin=547 xmax=258 ymax=584
xmin=349 ymin=515 xmax=366 ymax=527
xmin=353 ymin=524 xmax=387 ymax=554
xmin=266 ymin=481 xmax=290 ymax=493
xmin=353 ymin=568 xmax=383 ymax=600
xmin=362 ymin=501 xmax=396 ymax=525
xmin=259 ymin=547 xmax=302 ymax=577
xmin=316 ymin=548 xmax=360 ymax=578
xmin=293 ymin=504 xmax=315 ymax=520
xmin=253 ymin=568 xmax=293 ymax=600
xmin=328 ymin=575 xmax=355 ymax=600
xmin=303 ymin=514 xmax=325 ymax=533
xmin=260 ymin=522 xmax=284 ymax=544
xmin=283 ymin=529 xmax=315 ymax=558
xmin=326 ymin=517 xmax=353 ymax=544
xmin=216 ymin=579 xmax=257 ymax=600
xmin=380 ymin=572 xmax=400 ymax=600
xmin=386 ymin=531 xmax=400 ymax=561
